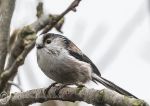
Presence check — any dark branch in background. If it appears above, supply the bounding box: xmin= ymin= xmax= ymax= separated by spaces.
xmin=0 ymin=0 xmax=82 ymax=93
xmin=0 ymin=86 xmax=148 ymax=106
xmin=0 ymin=0 xmax=16 ymax=74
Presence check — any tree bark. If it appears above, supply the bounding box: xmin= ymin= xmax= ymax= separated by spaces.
xmin=0 ymin=86 xmax=148 ymax=106
xmin=0 ymin=0 xmax=16 ymax=74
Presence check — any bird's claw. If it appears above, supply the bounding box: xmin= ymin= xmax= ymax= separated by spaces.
xmin=44 ymin=82 xmax=58 ymax=95
xmin=55 ymin=82 xmax=85 ymax=96
xmin=55 ymin=84 xmax=67 ymax=96
xmin=45 ymin=82 xmax=85 ymax=96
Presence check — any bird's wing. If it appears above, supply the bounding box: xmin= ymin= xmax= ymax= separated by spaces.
xmin=63 ymin=36 xmax=101 ymax=76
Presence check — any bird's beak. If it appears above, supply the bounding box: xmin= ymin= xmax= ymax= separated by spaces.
xmin=36 ymin=44 xmax=43 ymax=49
xmin=36 ymin=34 xmax=46 ymax=49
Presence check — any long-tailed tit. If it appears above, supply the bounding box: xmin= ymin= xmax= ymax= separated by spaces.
xmin=36 ymin=33 xmax=137 ymax=98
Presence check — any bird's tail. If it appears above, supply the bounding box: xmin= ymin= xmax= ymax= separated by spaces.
xmin=92 ymin=74 xmax=138 ymax=99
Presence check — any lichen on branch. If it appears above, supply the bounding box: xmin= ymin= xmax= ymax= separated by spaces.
xmin=0 ymin=86 xmax=148 ymax=106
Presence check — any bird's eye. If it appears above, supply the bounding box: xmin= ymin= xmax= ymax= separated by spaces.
xmin=46 ymin=39 xmax=51 ymax=44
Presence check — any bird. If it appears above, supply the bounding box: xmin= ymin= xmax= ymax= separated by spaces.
xmin=36 ymin=33 xmax=137 ymax=98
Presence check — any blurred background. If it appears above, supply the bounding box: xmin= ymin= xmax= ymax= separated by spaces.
xmin=10 ymin=0 xmax=150 ymax=106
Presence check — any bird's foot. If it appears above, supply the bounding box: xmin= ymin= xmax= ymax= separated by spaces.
xmin=44 ymin=82 xmax=58 ymax=95
xmin=74 ymin=82 xmax=85 ymax=88
xmin=55 ymin=82 xmax=85 ymax=96
xmin=55 ymin=83 xmax=76 ymax=96
xmin=55 ymin=84 xmax=68 ymax=96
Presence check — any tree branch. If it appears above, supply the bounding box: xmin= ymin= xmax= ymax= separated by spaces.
xmin=0 ymin=41 xmax=35 ymax=92
xmin=0 ymin=0 xmax=16 ymax=74
xmin=0 ymin=0 xmax=82 ymax=93
xmin=36 ymin=2 xmax=43 ymax=18
xmin=41 ymin=0 xmax=81 ymax=34
xmin=0 ymin=14 xmax=54 ymax=93
xmin=0 ymin=86 xmax=148 ymax=106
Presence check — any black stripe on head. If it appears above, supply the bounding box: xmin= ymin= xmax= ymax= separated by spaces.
xmin=42 ymin=33 xmax=70 ymax=46
xmin=42 ymin=33 xmax=59 ymax=43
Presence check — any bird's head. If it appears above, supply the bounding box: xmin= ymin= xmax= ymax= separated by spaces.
xmin=36 ymin=33 xmax=69 ymax=50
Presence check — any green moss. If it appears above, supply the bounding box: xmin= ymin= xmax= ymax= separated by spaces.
xmin=98 ymin=90 xmax=104 ymax=101
xmin=132 ymin=100 xmax=145 ymax=106
xmin=21 ymin=26 xmax=35 ymax=37
xmin=76 ymin=86 xmax=84 ymax=94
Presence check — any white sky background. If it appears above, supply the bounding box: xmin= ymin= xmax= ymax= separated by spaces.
xmin=11 ymin=0 xmax=150 ymax=106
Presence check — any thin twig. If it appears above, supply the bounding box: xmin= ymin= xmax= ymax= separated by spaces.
xmin=36 ymin=2 xmax=43 ymax=18
xmin=8 ymin=81 xmax=23 ymax=92
xmin=41 ymin=0 xmax=81 ymax=34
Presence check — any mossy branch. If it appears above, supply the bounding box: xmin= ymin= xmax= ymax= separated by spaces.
xmin=0 ymin=86 xmax=148 ymax=106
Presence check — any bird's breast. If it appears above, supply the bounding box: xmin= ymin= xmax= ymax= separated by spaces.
xmin=37 ymin=48 xmax=92 ymax=83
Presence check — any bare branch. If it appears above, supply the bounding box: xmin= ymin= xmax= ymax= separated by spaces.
xmin=36 ymin=2 xmax=44 ymax=18
xmin=0 ymin=86 xmax=148 ymax=106
xmin=0 ymin=0 xmax=16 ymax=74
xmin=0 ymin=40 xmax=35 ymax=92
xmin=0 ymin=0 xmax=81 ymax=93
xmin=5 ymin=14 xmax=55 ymax=72
xmin=41 ymin=0 xmax=81 ymax=34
